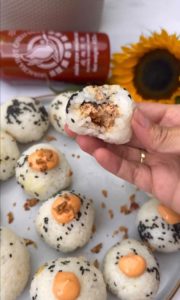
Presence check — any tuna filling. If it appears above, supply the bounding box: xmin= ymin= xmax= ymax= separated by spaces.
xmin=80 ymin=102 xmax=120 ymax=128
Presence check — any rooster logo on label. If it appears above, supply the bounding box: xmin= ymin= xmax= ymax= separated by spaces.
xmin=13 ymin=32 xmax=72 ymax=78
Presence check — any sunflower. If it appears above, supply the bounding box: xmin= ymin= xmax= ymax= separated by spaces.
xmin=110 ymin=30 xmax=180 ymax=104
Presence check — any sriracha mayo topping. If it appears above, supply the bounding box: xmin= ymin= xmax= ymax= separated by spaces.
xmin=118 ymin=253 xmax=147 ymax=277
xmin=28 ymin=149 xmax=59 ymax=172
xmin=158 ymin=204 xmax=180 ymax=225
xmin=51 ymin=193 xmax=81 ymax=224
xmin=52 ymin=272 xmax=81 ymax=300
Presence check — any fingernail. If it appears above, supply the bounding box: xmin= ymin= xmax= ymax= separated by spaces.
xmin=133 ymin=109 xmax=151 ymax=128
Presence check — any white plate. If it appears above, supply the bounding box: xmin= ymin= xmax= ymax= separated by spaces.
xmin=1 ymin=125 xmax=180 ymax=300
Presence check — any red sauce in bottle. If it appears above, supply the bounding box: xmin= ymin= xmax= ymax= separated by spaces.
xmin=0 ymin=30 xmax=110 ymax=83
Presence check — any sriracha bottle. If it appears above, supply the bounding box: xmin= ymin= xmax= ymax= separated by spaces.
xmin=0 ymin=30 xmax=110 ymax=83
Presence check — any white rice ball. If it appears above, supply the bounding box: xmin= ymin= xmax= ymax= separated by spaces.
xmin=137 ymin=198 xmax=180 ymax=253
xmin=15 ymin=143 xmax=72 ymax=201
xmin=30 ymin=256 xmax=107 ymax=300
xmin=66 ymin=85 xmax=135 ymax=144
xmin=0 ymin=97 xmax=49 ymax=143
xmin=36 ymin=191 xmax=95 ymax=252
xmin=0 ymin=227 xmax=30 ymax=300
xmin=0 ymin=131 xmax=20 ymax=181
xmin=103 ymin=239 xmax=160 ymax=300
xmin=49 ymin=92 xmax=73 ymax=135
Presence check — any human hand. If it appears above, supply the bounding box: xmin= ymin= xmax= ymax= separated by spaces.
xmin=65 ymin=103 xmax=180 ymax=213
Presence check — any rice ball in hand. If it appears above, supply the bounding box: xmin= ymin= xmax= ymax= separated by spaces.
xmin=137 ymin=198 xmax=180 ymax=252
xmin=36 ymin=191 xmax=95 ymax=252
xmin=49 ymin=92 xmax=73 ymax=135
xmin=103 ymin=239 xmax=160 ymax=300
xmin=0 ymin=227 xmax=30 ymax=300
xmin=0 ymin=97 xmax=49 ymax=143
xmin=0 ymin=131 xmax=20 ymax=181
xmin=30 ymin=256 xmax=107 ymax=300
xmin=66 ymin=85 xmax=135 ymax=144
xmin=15 ymin=143 xmax=72 ymax=201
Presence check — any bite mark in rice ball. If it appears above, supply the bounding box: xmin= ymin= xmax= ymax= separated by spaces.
xmin=66 ymin=85 xmax=135 ymax=144
xmin=35 ymin=191 xmax=95 ymax=252
xmin=30 ymin=257 xmax=107 ymax=300
xmin=103 ymin=239 xmax=160 ymax=300
xmin=137 ymin=198 xmax=180 ymax=252
xmin=15 ymin=143 xmax=72 ymax=201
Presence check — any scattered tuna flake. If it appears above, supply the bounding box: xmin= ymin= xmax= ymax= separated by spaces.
xmin=119 ymin=226 xmax=129 ymax=239
xmin=44 ymin=135 xmax=57 ymax=142
xmin=24 ymin=238 xmax=37 ymax=248
xmin=108 ymin=209 xmax=114 ymax=219
xmin=102 ymin=189 xmax=108 ymax=198
xmin=100 ymin=202 xmax=106 ymax=209
xmin=112 ymin=226 xmax=129 ymax=239
xmin=91 ymin=243 xmax=103 ymax=254
xmin=120 ymin=193 xmax=139 ymax=215
xmin=24 ymin=198 xmax=39 ymax=211
xmin=7 ymin=212 xmax=14 ymax=224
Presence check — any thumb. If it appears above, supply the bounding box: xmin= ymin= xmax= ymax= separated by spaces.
xmin=132 ymin=108 xmax=180 ymax=154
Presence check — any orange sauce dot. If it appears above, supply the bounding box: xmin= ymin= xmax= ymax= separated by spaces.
xmin=119 ymin=254 xmax=146 ymax=277
xmin=158 ymin=204 xmax=180 ymax=225
xmin=28 ymin=149 xmax=59 ymax=172
xmin=51 ymin=193 xmax=81 ymax=224
xmin=52 ymin=272 xmax=80 ymax=300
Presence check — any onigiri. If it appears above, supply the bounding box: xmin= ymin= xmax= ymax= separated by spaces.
xmin=0 ymin=97 xmax=49 ymax=143
xmin=36 ymin=191 xmax=95 ymax=252
xmin=103 ymin=239 xmax=160 ymax=300
xmin=137 ymin=198 xmax=180 ymax=252
xmin=0 ymin=227 xmax=30 ymax=300
xmin=0 ymin=131 xmax=20 ymax=181
xmin=66 ymin=85 xmax=135 ymax=144
xmin=30 ymin=256 xmax=107 ymax=300
xmin=49 ymin=92 xmax=73 ymax=135
xmin=15 ymin=143 xmax=72 ymax=201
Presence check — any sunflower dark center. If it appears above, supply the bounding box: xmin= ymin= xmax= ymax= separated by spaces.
xmin=134 ymin=49 xmax=179 ymax=99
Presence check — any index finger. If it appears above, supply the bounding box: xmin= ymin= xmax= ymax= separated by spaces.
xmin=137 ymin=103 xmax=180 ymax=126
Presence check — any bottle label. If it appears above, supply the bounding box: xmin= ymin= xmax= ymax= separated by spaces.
xmin=1 ymin=30 xmax=110 ymax=83
xmin=12 ymin=31 xmax=72 ymax=79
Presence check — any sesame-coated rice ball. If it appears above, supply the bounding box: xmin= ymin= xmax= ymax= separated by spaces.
xmin=103 ymin=239 xmax=160 ymax=300
xmin=30 ymin=256 xmax=107 ymax=300
xmin=36 ymin=191 xmax=95 ymax=252
xmin=0 ymin=131 xmax=20 ymax=181
xmin=0 ymin=97 xmax=49 ymax=143
xmin=49 ymin=92 xmax=73 ymax=135
xmin=137 ymin=198 xmax=180 ymax=253
xmin=15 ymin=143 xmax=72 ymax=201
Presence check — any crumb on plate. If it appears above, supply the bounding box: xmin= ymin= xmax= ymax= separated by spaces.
xmin=24 ymin=238 xmax=37 ymax=248
xmin=24 ymin=198 xmax=39 ymax=211
xmin=44 ymin=135 xmax=57 ymax=142
xmin=108 ymin=209 xmax=114 ymax=219
xmin=102 ymin=189 xmax=108 ymax=198
xmin=7 ymin=212 xmax=14 ymax=224
xmin=91 ymin=243 xmax=103 ymax=254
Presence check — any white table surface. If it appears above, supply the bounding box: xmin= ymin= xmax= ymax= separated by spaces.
xmin=1 ymin=0 xmax=180 ymax=299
